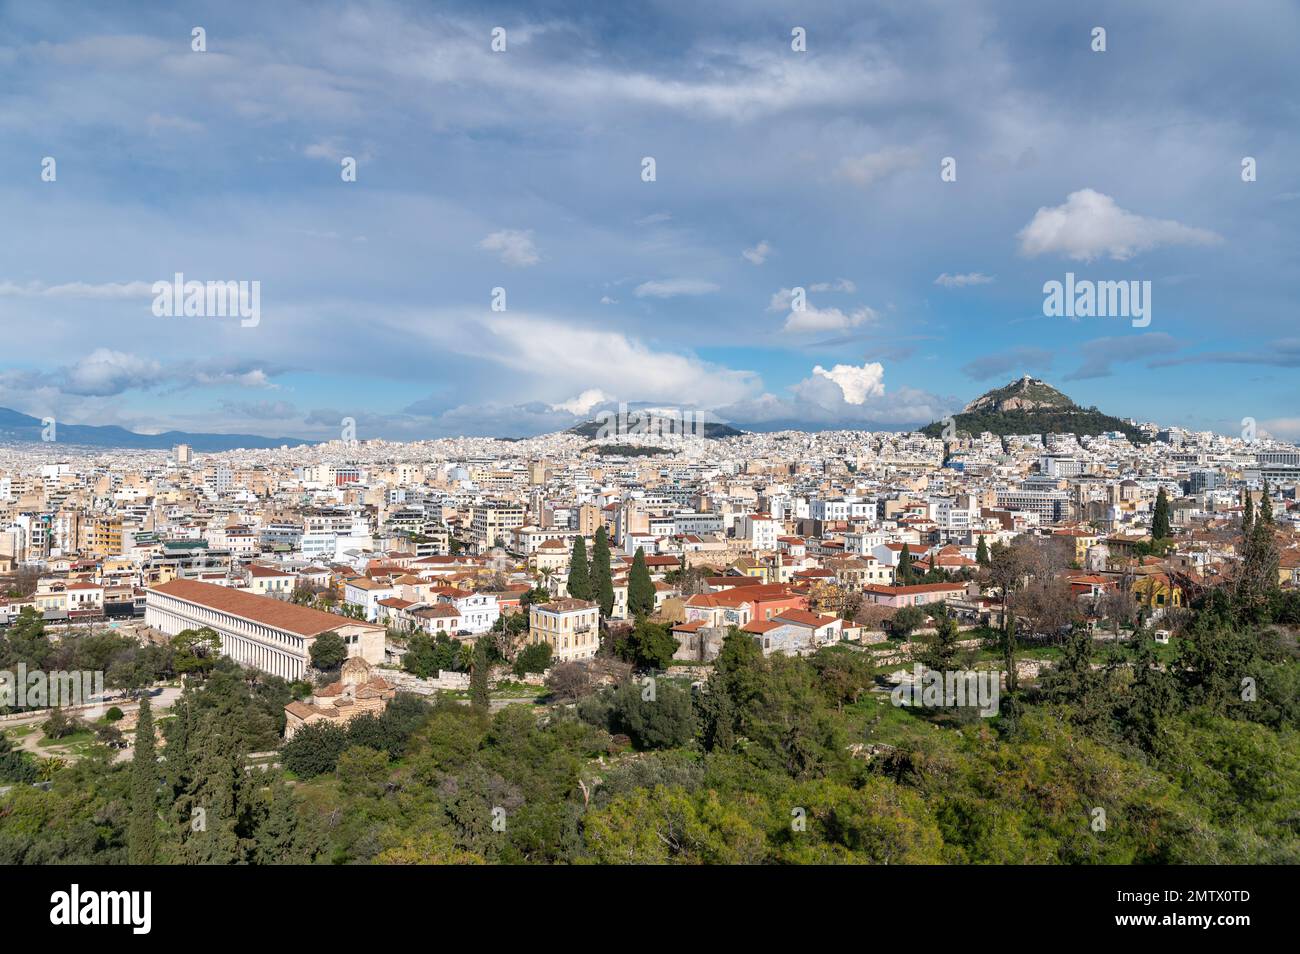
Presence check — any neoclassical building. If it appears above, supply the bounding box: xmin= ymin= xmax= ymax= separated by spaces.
xmin=145 ymin=578 xmax=385 ymax=681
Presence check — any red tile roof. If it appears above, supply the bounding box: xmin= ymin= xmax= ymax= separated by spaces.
xmin=150 ymin=579 xmax=381 ymax=637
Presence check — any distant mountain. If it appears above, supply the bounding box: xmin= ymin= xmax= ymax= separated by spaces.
xmin=568 ymin=410 xmax=744 ymax=439
xmin=0 ymin=407 xmax=315 ymax=452
xmin=920 ymin=375 xmax=1145 ymax=441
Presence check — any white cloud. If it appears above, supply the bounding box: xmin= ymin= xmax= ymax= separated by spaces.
xmin=478 ymin=229 xmax=541 ymax=267
xmin=809 ymin=279 xmax=856 ymax=293
xmin=551 ymin=388 xmax=610 ymax=416
xmin=810 ymin=361 xmax=886 ymax=404
xmin=782 ymin=305 xmax=877 ymax=334
xmin=0 ymin=280 xmax=154 ymax=299
xmin=742 ymin=240 xmax=772 ymax=265
xmin=61 ymin=349 xmax=164 ymax=396
xmin=634 ymin=278 xmax=720 ymax=298
xmin=468 ymin=314 xmax=760 ymax=408
xmin=836 ymin=146 xmax=922 ymax=187
xmin=934 ymin=272 xmax=994 ymax=288
xmin=1258 ymin=417 xmax=1300 ymax=441
xmin=635 ymin=211 xmax=673 ymax=226
xmin=1017 ymin=189 xmax=1222 ymax=262
xmin=599 ymin=295 xmax=618 ymax=304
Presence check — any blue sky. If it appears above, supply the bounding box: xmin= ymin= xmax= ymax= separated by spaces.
xmin=1 ymin=0 xmax=1297 ymax=440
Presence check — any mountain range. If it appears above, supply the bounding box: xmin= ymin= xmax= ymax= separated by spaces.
xmin=0 ymin=407 xmax=314 ymax=452
xmin=0 ymin=379 xmax=1142 ymax=451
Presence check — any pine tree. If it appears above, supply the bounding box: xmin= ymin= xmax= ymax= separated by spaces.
xmin=127 ymin=695 xmax=159 ymax=865
xmin=567 ymin=536 xmax=592 ymax=600
xmin=628 ymin=547 xmax=655 ymax=618
xmin=975 ymin=536 xmax=989 ymax=567
xmin=1151 ymin=487 xmax=1171 ymax=541
xmin=177 ymin=713 xmax=251 ymax=865
xmin=1243 ymin=488 xmax=1254 ymax=536
xmin=254 ymin=782 xmax=313 ymax=864
xmin=592 ymin=526 xmax=614 ymax=617
xmin=470 ymin=639 xmax=490 ymax=717
xmin=918 ymin=613 xmax=960 ymax=671
xmin=1260 ymin=479 xmax=1274 ymax=525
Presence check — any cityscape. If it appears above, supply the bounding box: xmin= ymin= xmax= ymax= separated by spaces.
xmin=0 ymin=0 xmax=1295 ymax=920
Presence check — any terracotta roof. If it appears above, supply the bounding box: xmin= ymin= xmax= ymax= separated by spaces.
xmin=772 ymin=609 xmax=836 ymax=628
xmin=863 ymin=582 xmax=967 ymax=595
xmin=149 ymin=579 xmax=381 ymax=637
xmin=247 ymin=564 xmax=293 ymax=577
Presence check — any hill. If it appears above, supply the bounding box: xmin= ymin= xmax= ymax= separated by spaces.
xmin=920 ymin=376 xmax=1145 ymax=441
xmin=568 ymin=409 xmax=743 ymax=439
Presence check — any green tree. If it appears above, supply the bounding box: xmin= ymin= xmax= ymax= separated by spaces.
xmin=0 ymin=732 xmax=36 ymax=783
xmin=897 ymin=544 xmax=914 ymax=584
xmin=1235 ymin=480 xmax=1280 ymax=622
xmin=470 ymin=639 xmax=491 ymax=717
xmin=172 ymin=627 xmax=222 ymax=679
xmin=1152 ymin=487 xmax=1171 ymax=541
xmin=603 ymin=679 xmax=695 ymax=749
xmin=889 ymin=605 xmax=927 ymax=639
xmin=567 ymin=536 xmax=592 ymax=601
xmin=592 ymin=527 xmax=615 ymax=617
xmin=621 ymin=618 xmax=679 ymax=670
xmin=975 ymin=535 xmax=990 ymax=567
xmin=128 ymin=695 xmax=159 ymax=864
xmin=254 ymin=782 xmax=320 ymax=864
xmin=309 ymin=631 xmax=348 ymax=672
xmin=512 ymin=641 xmax=553 ymax=677
xmin=917 ymin=612 xmax=961 ymax=671
xmin=627 ymin=546 xmax=656 ymax=618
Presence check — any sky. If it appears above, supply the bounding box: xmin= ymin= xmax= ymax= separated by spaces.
xmin=1 ymin=0 xmax=1297 ymax=441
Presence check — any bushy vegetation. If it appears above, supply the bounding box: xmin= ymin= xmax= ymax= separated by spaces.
xmin=1 ymin=575 xmax=1297 ymax=864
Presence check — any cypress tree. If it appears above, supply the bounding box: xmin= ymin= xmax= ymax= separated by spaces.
xmin=628 ymin=546 xmax=655 ymax=618
xmin=128 ymin=695 xmax=159 ymax=865
xmin=897 ymin=543 xmax=913 ymax=584
xmin=567 ymin=536 xmax=592 ymax=600
xmin=1151 ymin=487 xmax=1171 ymax=541
xmin=975 ymin=536 xmax=989 ymax=567
xmin=592 ymin=526 xmax=615 ymax=617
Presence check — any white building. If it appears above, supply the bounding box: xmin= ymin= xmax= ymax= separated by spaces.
xmin=146 ymin=579 xmax=385 ymax=681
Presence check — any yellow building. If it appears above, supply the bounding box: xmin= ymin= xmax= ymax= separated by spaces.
xmin=528 ymin=598 xmax=600 ymax=663
xmin=1132 ymin=574 xmax=1182 ymax=610
xmin=79 ymin=517 xmax=123 ymax=557
xmin=1052 ymin=527 xmax=1099 ymax=564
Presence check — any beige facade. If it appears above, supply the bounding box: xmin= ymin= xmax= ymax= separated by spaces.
xmin=528 ymin=598 xmax=600 ymax=662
